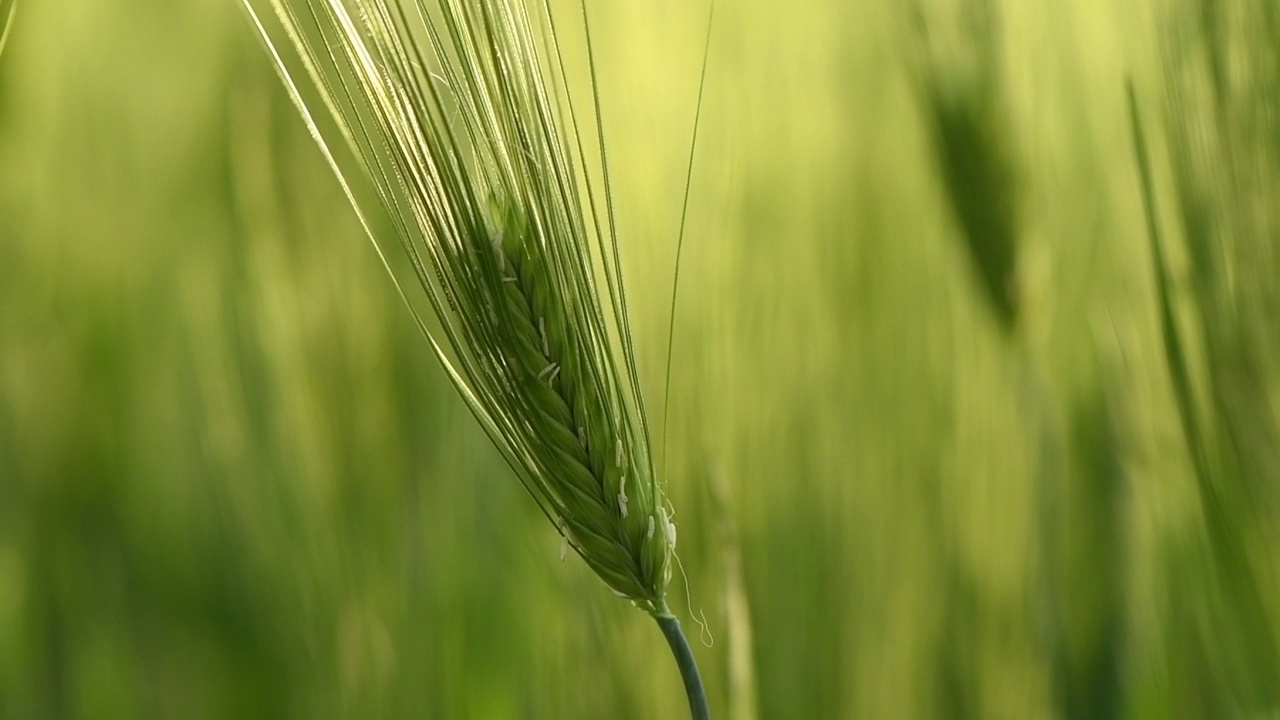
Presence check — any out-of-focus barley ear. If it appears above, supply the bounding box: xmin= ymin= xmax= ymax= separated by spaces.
xmin=909 ymin=5 xmax=1029 ymax=716
xmin=0 ymin=0 xmax=18 ymax=59
xmin=239 ymin=0 xmax=709 ymax=716
xmin=909 ymin=0 xmax=1020 ymax=332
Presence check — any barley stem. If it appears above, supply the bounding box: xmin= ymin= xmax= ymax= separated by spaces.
xmin=656 ymin=612 xmax=710 ymax=720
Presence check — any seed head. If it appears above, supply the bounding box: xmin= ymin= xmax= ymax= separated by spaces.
xmin=244 ymin=0 xmax=675 ymax=613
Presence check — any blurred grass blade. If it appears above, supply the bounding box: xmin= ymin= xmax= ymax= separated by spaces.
xmin=0 ymin=0 xmax=17 ymax=58
xmin=710 ymin=466 xmax=757 ymax=720
xmin=1126 ymin=82 xmax=1209 ymax=484
xmin=1129 ymin=78 xmax=1280 ymax=708
xmin=1128 ymin=79 xmax=1244 ymax=573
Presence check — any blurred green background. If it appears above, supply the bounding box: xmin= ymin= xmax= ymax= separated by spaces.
xmin=2 ymin=0 xmax=1278 ymax=717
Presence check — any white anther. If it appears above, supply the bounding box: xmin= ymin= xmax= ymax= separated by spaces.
xmin=559 ymin=536 xmax=569 ymax=562
xmin=662 ymin=508 xmax=677 ymax=548
xmin=617 ymin=475 xmax=629 ymax=518
xmin=538 ymin=362 xmax=559 ymax=381
xmin=646 ymin=515 xmax=655 ymax=540
xmin=615 ymin=438 xmax=624 ymax=468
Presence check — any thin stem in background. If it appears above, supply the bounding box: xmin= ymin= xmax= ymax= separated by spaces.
xmin=0 ymin=0 xmax=19 ymax=58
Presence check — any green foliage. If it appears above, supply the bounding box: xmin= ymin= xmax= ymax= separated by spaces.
xmin=1 ymin=0 xmax=1278 ymax=718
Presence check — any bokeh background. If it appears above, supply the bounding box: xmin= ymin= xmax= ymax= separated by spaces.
xmin=2 ymin=0 xmax=1279 ymax=717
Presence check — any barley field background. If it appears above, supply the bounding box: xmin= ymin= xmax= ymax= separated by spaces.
xmin=2 ymin=0 xmax=1278 ymax=718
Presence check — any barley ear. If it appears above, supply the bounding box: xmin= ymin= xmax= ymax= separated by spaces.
xmin=491 ymin=199 xmax=673 ymax=609
xmin=241 ymin=0 xmax=707 ymax=715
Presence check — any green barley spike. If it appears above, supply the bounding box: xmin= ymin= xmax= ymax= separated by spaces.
xmin=241 ymin=0 xmax=706 ymax=715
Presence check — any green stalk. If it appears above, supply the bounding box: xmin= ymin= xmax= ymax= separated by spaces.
xmin=656 ymin=611 xmax=711 ymax=720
